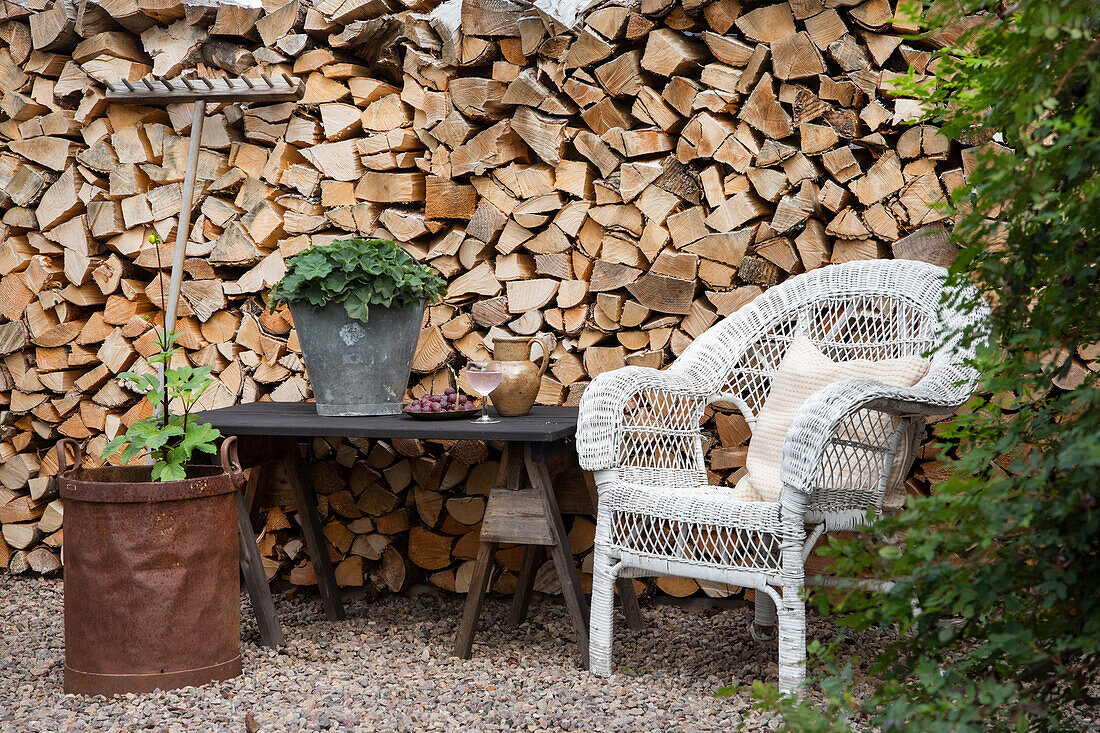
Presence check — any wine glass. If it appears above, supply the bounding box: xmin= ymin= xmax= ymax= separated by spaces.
xmin=465 ymin=361 xmax=503 ymax=424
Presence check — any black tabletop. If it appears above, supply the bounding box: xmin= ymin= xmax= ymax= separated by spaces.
xmin=196 ymin=403 xmax=579 ymax=443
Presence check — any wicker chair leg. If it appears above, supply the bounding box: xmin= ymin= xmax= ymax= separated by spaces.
xmin=589 ymin=544 xmax=618 ymax=677
xmin=777 ymin=588 xmax=807 ymax=694
xmin=751 ymin=590 xmax=778 ymax=642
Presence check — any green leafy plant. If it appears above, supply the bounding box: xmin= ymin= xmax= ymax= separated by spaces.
xmin=267 ymin=238 xmax=446 ymax=322
xmin=102 ymin=233 xmax=222 ymax=481
xmin=753 ymin=1 xmax=1100 ymax=731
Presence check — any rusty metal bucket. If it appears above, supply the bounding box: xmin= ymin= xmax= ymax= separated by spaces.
xmin=57 ymin=437 xmax=245 ymax=696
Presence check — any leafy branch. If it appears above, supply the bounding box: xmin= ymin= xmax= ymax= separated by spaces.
xmin=101 ymin=232 xmax=222 ymax=481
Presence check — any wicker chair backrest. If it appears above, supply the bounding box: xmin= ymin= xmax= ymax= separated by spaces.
xmin=676 ymin=259 xmax=982 ymax=415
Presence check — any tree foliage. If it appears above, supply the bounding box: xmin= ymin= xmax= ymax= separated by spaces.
xmin=757 ymin=1 xmax=1100 ymax=730
xmin=267 ymin=238 xmax=446 ymax=323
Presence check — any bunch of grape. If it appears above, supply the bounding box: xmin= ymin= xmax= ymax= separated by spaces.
xmin=404 ymin=387 xmax=477 ymax=413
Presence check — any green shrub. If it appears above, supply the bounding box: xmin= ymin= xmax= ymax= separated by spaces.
xmin=756 ymin=1 xmax=1100 ymax=730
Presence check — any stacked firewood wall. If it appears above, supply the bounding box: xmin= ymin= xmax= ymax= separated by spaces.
xmin=0 ymin=0 xmax=996 ymax=597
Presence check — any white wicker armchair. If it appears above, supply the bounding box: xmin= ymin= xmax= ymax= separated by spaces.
xmin=577 ymin=259 xmax=989 ymax=693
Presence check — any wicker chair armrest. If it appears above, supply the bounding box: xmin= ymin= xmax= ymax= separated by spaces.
xmin=779 ymin=378 xmax=957 ymax=496
xmin=577 ymin=366 xmax=709 ymax=472
xmin=706 ymin=392 xmax=758 ymax=430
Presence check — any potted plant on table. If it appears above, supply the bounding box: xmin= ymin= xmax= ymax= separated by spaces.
xmin=267 ymin=237 xmax=446 ymax=416
xmin=57 ymin=321 xmax=244 ymax=696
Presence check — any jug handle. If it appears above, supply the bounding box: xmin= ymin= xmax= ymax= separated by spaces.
xmin=527 ymin=336 xmax=550 ymax=378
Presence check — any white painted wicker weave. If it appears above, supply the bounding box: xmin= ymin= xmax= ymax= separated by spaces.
xmin=577 ymin=259 xmax=989 ymax=693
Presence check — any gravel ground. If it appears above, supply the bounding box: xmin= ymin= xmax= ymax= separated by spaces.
xmin=0 ymin=575 xmax=871 ymax=732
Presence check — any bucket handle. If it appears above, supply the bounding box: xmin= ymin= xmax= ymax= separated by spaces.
xmin=56 ymin=438 xmax=83 ymax=476
xmin=220 ymin=436 xmax=245 ymax=486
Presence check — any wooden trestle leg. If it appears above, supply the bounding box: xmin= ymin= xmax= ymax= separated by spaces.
xmin=237 ymin=484 xmax=286 ymax=647
xmin=279 ymin=436 xmax=346 ymax=621
xmin=453 ymin=442 xmax=591 ymax=667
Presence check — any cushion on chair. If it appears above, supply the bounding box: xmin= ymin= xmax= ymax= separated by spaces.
xmin=731 ymin=336 xmax=929 ymax=504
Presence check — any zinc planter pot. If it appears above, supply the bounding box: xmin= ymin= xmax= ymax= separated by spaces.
xmin=289 ymin=299 xmax=425 ymax=416
xmin=57 ymin=438 xmax=244 ymax=696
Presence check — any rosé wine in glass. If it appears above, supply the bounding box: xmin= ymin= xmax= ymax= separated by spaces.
xmin=465 ymin=361 xmax=503 ymax=424
xmin=466 ymin=369 xmax=503 ymax=396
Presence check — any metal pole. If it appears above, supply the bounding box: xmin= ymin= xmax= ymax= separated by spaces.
xmin=163 ymin=99 xmax=206 ymax=342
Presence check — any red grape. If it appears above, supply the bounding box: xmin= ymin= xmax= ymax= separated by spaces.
xmin=405 ymin=391 xmax=479 ymax=414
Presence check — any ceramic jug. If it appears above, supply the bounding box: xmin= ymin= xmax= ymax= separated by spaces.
xmin=489 ymin=336 xmax=549 ymax=417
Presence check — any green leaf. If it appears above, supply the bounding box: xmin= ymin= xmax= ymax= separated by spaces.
xmin=878 ymin=545 xmax=902 ymax=559
xmin=152 ymin=460 xmax=187 ymax=482
xmin=344 ymin=291 xmax=371 ymax=323
xmin=102 ymin=435 xmax=127 ymax=460
xmin=180 ymin=420 xmax=221 ymax=457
